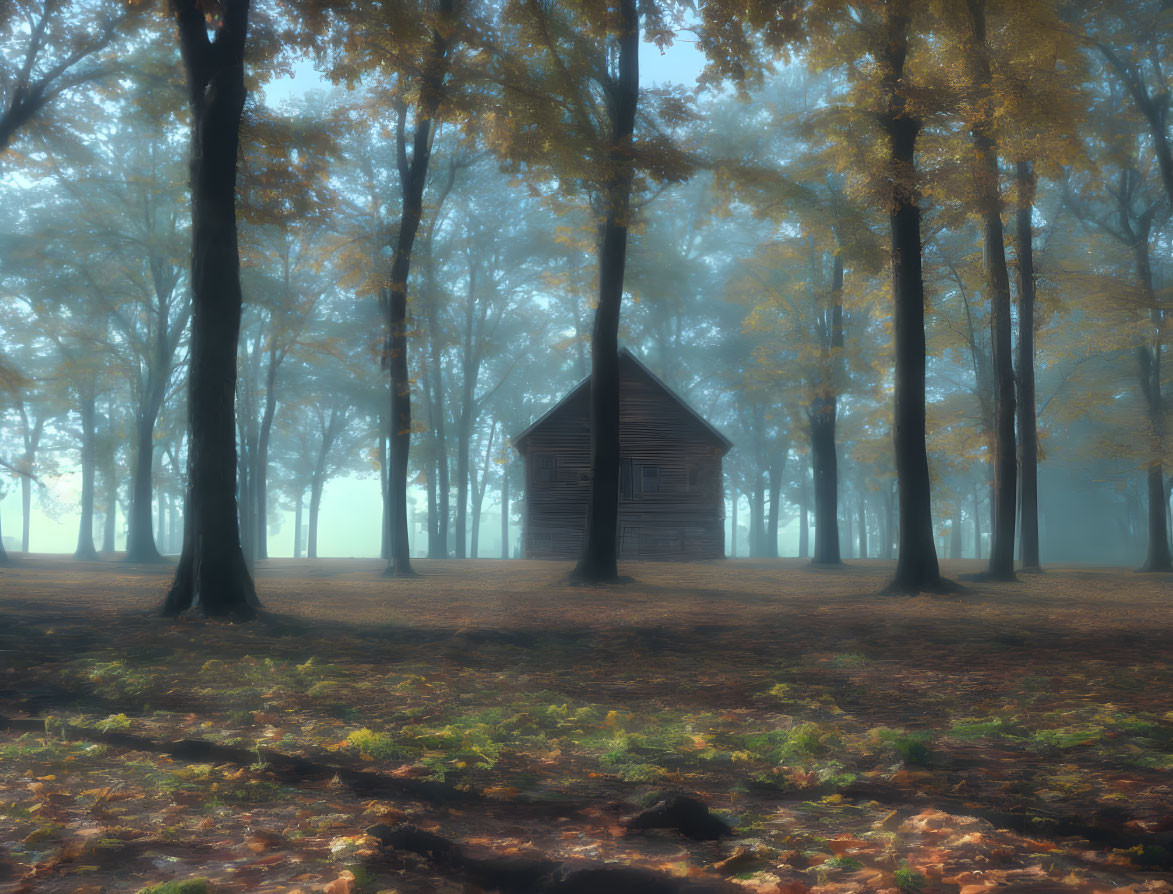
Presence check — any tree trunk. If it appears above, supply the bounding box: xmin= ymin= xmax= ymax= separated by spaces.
xmin=156 ymin=487 xmax=167 ymax=554
xmin=798 ymin=471 xmax=809 ymax=558
xmin=470 ymin=419 xmax=495 ymax=560
xmin=965 ymin=0 xmax=1016 ymax=580
xmin=168 ymin=496 xmax=178 ymax=554
xmin=810 ymin=254 xmax=843 ymax=565
xmin=20 ymin=467 xmax=31 ymax=553
xmin=455 ymin=262 xmax=479 ymax=560
xmin=380 ymin=427 xmax=392 ymax=561
xmin=75 ymin=389 xmax=99 ymax=560
xmin=126 ymin=408 xmax=163 ymax=561
xmin=880 ymin=482 xmax=894 ymax=560
xmin=456 ymin=417 xmax=470 ymax=559
xmin=162 ymin=0 xmax=258 ymax=619
xmin=307 ymin=477 xmax=323 ymax=559
xmin=293 ymin=489 xmax=303 ymax=559
xmin=426 ymin=310 xmax=449 ymax=558
xmin=880 ymin=3 xmax=943 ymax=592
xmin=102 ymin=481 xmax=116 ymax=553
xmin=973 ymin=487 xmax=983 ymax=560
xmin=1144 ymin=464 xmax=1171 ymax=570
xmin=1140 ymin=343 xmax=1172 ymax=570
xmin=571 ymin=0 xmax=638 ymax=583
xmin=238 ymin=421 xmax=255 ymax=568
xmin=500 ymin=462 xmax=510 ymax=559
xmin=749 ymin=477 xmax=764 ymax=557
xmin=809 ymin=416 xmax=840 ymax=564
xmin=730 ymin=486 xmax=738 ymax=557
xmin=858 ymin=490 xmax=868 ymax=559
xmin=1015 ymin=160 xmax=1041 ymax=571
xmin=843 ymin=505 xmax=853 ymax=559
xmin=255 ymin=356 xmax=278 ymax=562
xmin=766 ymin=453 xmax=784 ymax=558
xmin=0 ymin=504 xmax=8 ymax=565
xmin=950 ymin=505 xmax=963 ymax=560
xmin=382 ymin=4 xmax=455 ymax=577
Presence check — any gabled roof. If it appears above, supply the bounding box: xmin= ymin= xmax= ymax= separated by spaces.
xmin=513 ymin=349 xmax=733 ymax=454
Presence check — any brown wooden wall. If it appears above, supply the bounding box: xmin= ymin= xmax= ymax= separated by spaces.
xmin=518 ymin=360 xmax=727 ymax=560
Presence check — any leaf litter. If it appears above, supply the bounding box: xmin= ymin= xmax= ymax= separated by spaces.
xmin=0 ymin=556 xmax=1169 ymax=893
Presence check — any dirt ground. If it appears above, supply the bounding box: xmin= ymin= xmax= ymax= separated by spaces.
xmin=0 ymin=556 xmax=1170 ymax=894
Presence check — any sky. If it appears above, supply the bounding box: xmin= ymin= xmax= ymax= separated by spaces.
xmin=2 ymin=28 xmax=808 ymax=561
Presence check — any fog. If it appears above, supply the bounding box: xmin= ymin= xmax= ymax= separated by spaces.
xmin=1 ymin=0 xmax=1168 ymax=580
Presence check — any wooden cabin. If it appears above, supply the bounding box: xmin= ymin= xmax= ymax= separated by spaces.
xmin=514 ymin=350 xmax=733 ymax=560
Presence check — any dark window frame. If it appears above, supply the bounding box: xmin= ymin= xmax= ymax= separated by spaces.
xmin=640 ymin=464 xmax=660 ymax=495
xmin=535 ymin=454 xmax=557 ymax=483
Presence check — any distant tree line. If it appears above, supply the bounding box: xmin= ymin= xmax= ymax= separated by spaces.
xmin=0 ymin=0 xmax=1168 ymax=613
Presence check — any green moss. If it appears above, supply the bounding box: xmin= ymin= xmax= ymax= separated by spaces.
xmin=871 ymin=728 xmax=932 ymax=765
xmin=346 ymin=728 xmax=402 ymax=760
xmin=824 ymin=856 xmax=863 ymax=871
xmin=894 ymin=865 xmax=926 ymax=892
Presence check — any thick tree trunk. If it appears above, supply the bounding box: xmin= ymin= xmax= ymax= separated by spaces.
xmin=809 ymin=417 xmax=840 ymax=564
xmin=571 ymin=0 xmax=638 ymax=583
xmin=1015 ymin=161 xmax=1041 ymax=571
xmin=880 ymin=3 xmax=943 ymax=592
xmin=1144 ymin=464 xmax=1171 ymax=570
xmin=162 ymin=0 xmax=258 ymax=619
xmin=500 ymin=463 xmax=510 ymax=559
xmin=798 ymin=472 xmax=809 ymax=558
xmin=75 ymin=389 xmax=99 ymax=560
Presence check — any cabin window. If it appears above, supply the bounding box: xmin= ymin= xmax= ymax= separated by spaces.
xmin=688 ymin=466 xmax=701 ymax=490
xmin=640 ymin=464 xmax=660 ymax=494
xmin=620 ymin=459 xmax=633 ymax=499
xmin=535 ymin=454 xmax=557 ymax=483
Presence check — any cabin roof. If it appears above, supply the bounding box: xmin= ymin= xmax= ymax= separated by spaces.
xmin=513 ymin=349 xmax=733 ymax=454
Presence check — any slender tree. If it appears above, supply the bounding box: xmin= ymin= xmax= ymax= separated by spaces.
xmin=957 ymin=0 xmax=1016 ymax=580
xmin=1015 ymin=160 xmax=1041 ymax=570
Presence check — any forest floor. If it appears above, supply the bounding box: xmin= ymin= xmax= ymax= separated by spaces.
xmin=0 ymin=557 xmax=1170 ymax=894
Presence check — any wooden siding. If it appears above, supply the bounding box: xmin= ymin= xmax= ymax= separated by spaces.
xmin=518 ymin=354 xmax=728 ymax=561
